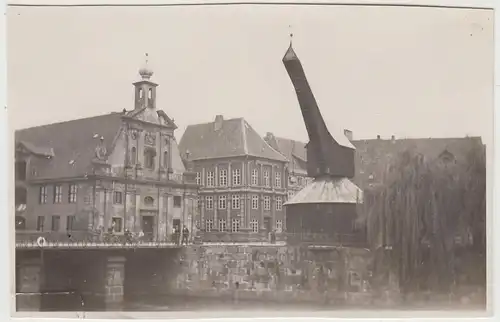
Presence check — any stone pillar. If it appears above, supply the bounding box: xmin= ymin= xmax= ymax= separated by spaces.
xmin=137 ymin=130 xmax=145 ymax=166
xmin=167 ymin=195 xmax=174 ymax=234
xmin=97 ymin=190 xmax=105 ymax=229
xmin=104 ymin=255 xmax=126 ymax=310
xmin=260 ymin=194 xmax=265 ymax=230
xmin=135 ymin=193 xmax=141 ymax=232
xmin=227 ymin=194 xmax=231 ymax=230
xmin=228 ymin=162 xmax=232 ymax=187
xmin=17 ymin=256 xmax=42 ymax=311
xmin=158 ymin=194 xmax=166 ymax=240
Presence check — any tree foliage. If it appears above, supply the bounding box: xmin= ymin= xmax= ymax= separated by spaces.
xmin=363 ymin=142 xmax=486 ymax=294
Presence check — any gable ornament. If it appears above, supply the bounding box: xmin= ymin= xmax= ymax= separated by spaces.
xmin=144 ymin=131 xmax=156 ymax=146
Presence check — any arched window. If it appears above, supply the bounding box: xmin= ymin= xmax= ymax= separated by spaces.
xmin=144 ymin=196 xmax=154 ymax=205
xmin=148 ymin=88 xmax=152 ymax=99
xmin=139 ymin=88 xmax=143 ymax=99
xmin=15 ymin=216 xmax=26 ymax=230
xmin=163 ymin=151 xmax=169 ymax=168
xmin=130 ymin=147 xmax=137 ymax=165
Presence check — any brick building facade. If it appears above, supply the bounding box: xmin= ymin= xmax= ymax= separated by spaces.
xmin=14 ymin=61 xmax=199 ymax=241
xmin=179 ymin=116 xmax=288 ymax=236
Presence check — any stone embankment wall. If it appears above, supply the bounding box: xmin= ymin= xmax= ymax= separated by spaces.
xmin=170 ymin=244 xmax=378 ymax=306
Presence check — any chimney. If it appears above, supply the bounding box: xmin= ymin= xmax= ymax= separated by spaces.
xmin=344 ymin=129 xmax=353 ymax=141
xmin=265 ymin=132 xmax=274 ymax=141
xmin=214 ymin=115 xmax=224 ymax=131
xmin=391 ymin=135 xmax=395 ymax=142
xmin=377 ymin=135 xmax=381 ymax=140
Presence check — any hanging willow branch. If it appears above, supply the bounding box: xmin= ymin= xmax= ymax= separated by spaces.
xmin=363 ymin=143 xmax=486 ymax=294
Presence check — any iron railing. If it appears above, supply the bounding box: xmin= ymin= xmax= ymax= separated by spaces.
xmin=15 ymin=230 xmax=367 ymax=248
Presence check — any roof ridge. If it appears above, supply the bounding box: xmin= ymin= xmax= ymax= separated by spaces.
xmin=15 ymin=112 xmax=121 ymax=133
xmin=241 ymin=119 xmax=249 ymax=155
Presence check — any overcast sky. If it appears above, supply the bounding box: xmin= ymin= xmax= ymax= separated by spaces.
xmin=7 ymin=5 xmax=494 ymax=146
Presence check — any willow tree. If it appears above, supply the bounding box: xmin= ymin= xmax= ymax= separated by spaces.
xmin=364 ymin=142 xmax=486 ymax=295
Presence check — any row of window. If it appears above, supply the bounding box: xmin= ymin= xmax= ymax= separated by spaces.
xmin=203 ymin=195 xmax=283 ymax=211
xmin=39 ymin=184 xmax=78 ymax=204
xmin=195 ymin=168 xmax=282 ymax=188
xmin=33 ymin=215 xmax=124 ymax=232
xmin=204 ymin=219 xmax=283 ymax=233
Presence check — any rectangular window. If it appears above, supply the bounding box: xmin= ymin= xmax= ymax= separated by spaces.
xmin=232 ymin=169 xmax=241 ymax=186
xmin=205 ymin=196 xmax=213 ymax=210
xmin=251 ymin=169 xmax=258 ymax=186
xmin=112 ymin=217 xmax=123 ymax=233
xmin=36 ymin=216 xmax=44 ymax=231
xmin=231 ymin=194 xmax=240 ymax=209
xmin=231 ymin=219 xmax=240 ymax=232
xmin=250 ymin=219 xmax=259 ymax=233
xmin=251 ymin=195 xmax=259 ymax=210
xmin=264 ymin=171 xmax=270 ymax=187
xmin=174 ymin=196 xmax=182 ymax=208
xmin=196 ymin=172 xmax=201 ymax=185
xmin=264 ymin=196 xmax=271 ymax=211
xmin=51 ymin=215 xmax=60 ymax=231
xmin=66 ymin=215 xmax=75 ymax=231
xmin=276 ymin=220 xmax=283 ymax=233
xmin=69 ymin=184 xmax=78 ymax=203
xmin=53 ymin=185 xmax=63 ymax=203
xmin=219 ymin=195 xmax=227 ymax=209
xmin=144 ymin=149 xmax=156 ymax=169
xmin=113 ymin=191 xmax=123 ymax=204
xmin=205 ymin=219 xmax=213 ymax=232
xmin=207 ymin=171 xmax=215 ymax=187
xmin=39 ymin=186 xmax=48 ymax=204
xmin=276 ymin=196 xmax=283 ymax=211
xmin=219 ymin=219 xmax=226 ymax=232
xmin=219 ymin=169 xmax=227 ymax=186
xmin=275 ymin=172 xmax=282 ymax=188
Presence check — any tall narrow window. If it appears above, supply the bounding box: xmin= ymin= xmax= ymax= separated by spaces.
xmin=231 ymin=219 xmax=240 ymax=232
xmin=219 ymin=219 xmax=226 ymax=232
xmin=205 ymin=196 xmax=213 ymax=210
xmin=250 ymin=219 xmax=259 ymax=233
xmin=148 ymin=88 xmax=152 ymax=99
xmin=163 ymin=151 xmax=169 ymax=168
xmin=205 ymin=219 xmax=213 ymax=232
xmin=51 ymin=215 xmax=60 ymax=231
xmin=39 ymin=186 xmax=48 ymax=204
xmin=264 ymin=171 xmax=270 ymax=187
xmin=231 ymin=194 xmax=240 ymax=209
xmin=112 ymin=217 xmax=123 ymax=233
xmin=219 ymin=195 xmax=227 ymax=209
xmin=264 ymin=196 xmax=271 ymax=210
xmin=207 ymin=171 xmax=215 ymax=187
xmin=251 ymin=195 xmax=259 ymax=209
xmin=130 ymin=147 xmax=137 ymax=165
xmin=276 ymin=196 xmax=283 ymax=211
xmin=144 ymin=149 xmax=156 ymax=169
xmin=54 ymin=185 xmax=63 ymax=203
xmin=67 ymin=215 xmax=75 ymax=231
xmin=275 ymin=172 xmax=282 ymax=188
xmin=276 ymin=220 xmax=283 ymax=233
xmin=219 ymin=169 xmax=227 ymax=186
xmin=36 ymin=216 xmax=45 ymax=231
xmin=69 ymin=184 xmax=78 ymax=203
xmin=232 ymin=169 xmax=241 ymax=186
xmin=139 ymin=88 xmax=143 ymax=98
xmin=174 ymin=196 xmax=182 ymax=208
xmin=251 ymin=169 xmax=258 ymax=186
xmin=196 ymin=172 xmax=201 ymax=185
xmin=114 ymin=191 xmax=123 ymax=204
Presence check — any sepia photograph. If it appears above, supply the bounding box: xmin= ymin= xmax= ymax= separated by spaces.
xmin=7 ymin=0 xmax=493 ymax=318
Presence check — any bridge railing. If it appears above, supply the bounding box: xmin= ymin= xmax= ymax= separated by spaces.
xmin=14 ymin=230 xmax=178 ymax=248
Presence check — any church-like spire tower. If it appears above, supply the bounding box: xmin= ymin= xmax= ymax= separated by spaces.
xmin=133 ymin=53 xmax=158 ymax=110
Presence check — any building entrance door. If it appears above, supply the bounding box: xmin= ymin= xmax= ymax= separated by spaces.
xmin=142 ymin=216 xmax=155 ymax=241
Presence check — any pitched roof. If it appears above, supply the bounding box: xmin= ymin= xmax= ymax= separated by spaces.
xmin=352 ymin=136 xmax=484 ymax=189
xmin=15 ymin=113 xmax=124 ymax=179
xmin=284 ymin=177 xmax=362 ymax=205
xmin=178 ymin=117 xmax=287 ymax=162
xmin=264 ymin=133 xmax=308 ymax=175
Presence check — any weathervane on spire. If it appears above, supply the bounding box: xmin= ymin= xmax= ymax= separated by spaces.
xmin=289 ymin=24 xmax=294 ymax=45
xmin=139 ymin=52 xmax=154 ymax=80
